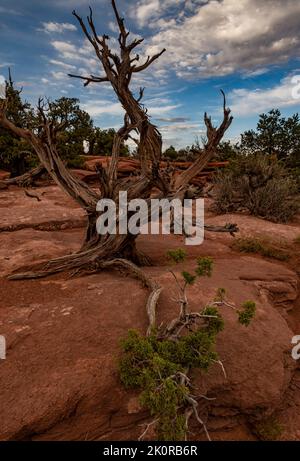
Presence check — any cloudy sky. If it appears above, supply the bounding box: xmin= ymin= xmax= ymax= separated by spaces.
xmin=0 ymin=0 xmax=300 ymax=149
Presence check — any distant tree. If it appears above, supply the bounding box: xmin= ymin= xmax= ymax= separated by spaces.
xmin=47 ymin=97 xmax=94 ymax=168
xmin=215 ymin=140 xmax=239 ymax=161
xmin=91 ymin=126 xmax=129 ymax=157
xmin=0 ymin=71 xmax=35 ymax=176
xmin=176 ymin=147 xmax=189 ymax=161
xmin=163 ymin=145 xmax=178 ymax=160
xmin=241 ymin=109 xmax=300 ymax=164
xmin=213 ymin=153 xmax=299 ymax=222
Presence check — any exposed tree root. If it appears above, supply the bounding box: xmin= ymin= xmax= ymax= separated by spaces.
xmin=24 ymin=189 xmax=42 ymax=201
xmin=100 ymin=259 xmax=162 ymax=335
xmin=0 ymin=218 xmax=84 ymax=233
xmin=0 ymin=164 xmax=46 ymax=188
xmin=9 ymin=254 xmax=162 ymax=338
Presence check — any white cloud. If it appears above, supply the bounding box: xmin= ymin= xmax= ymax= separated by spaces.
xmin=229 ymin=75 xmax=300 ymax=116
xmin=82 ymin=100 xmax=124 ymax=117
xmin=49 ymin=59 xmax=76 ymax=71
xmin=148 ymin=104 xmax=181 ymax=115
xmin=134 ymin=0 xmax=160 ymax=26
xmin=51 ymin=71 xmax=69 ymax=81
xmin=81 ymin=99 xmax=180 ymax=118
xmin=131 ymin=0 xmax=186 ymax=27
xmin=136 ymin=0 xmax=300 ymax=78
xmin=39 ymin=22 xmax=77 ymax=34
xmin=50 ymin=40 xmax=99 ymax=70
xmin=160 ymin=122 xmax=200 ymax=132
xmin=241 ymin=68 xmax=270 ymax=78
xmin=51 ymin=41 xmax=77 ymax=55
xmin=0 ymin=62 xmax=13 ymax=68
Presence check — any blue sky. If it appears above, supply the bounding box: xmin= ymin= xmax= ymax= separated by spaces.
xmin=0 ymin=0 xmax=300 ymax=149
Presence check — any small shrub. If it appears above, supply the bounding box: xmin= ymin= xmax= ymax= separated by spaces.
xmin=195 ymin=257 xmax=213 ymax=277
xmin=181 ymin=271 xmax=196 ymax=285
xmin=213 ymin=154 xmax=299 ymax=223
xmin=231 ymin=236 xmax=290 ymax=261
xmin=119 ymin=251 xmax=256 ymax=441
xmin=238 ymin=301 xmax=256 ymax=326
xmin=253 ymin=416 xmax=283 ymax=441
xmin=294 ymin=235 xmax=300 ymax=245
xmin=119 ymin=326 xmax=221 ymax=441
xmin=167 ymin=248 xmax=187 ymax=264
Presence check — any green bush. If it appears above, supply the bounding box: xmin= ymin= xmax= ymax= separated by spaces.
xmin=294 ymin=235 xmax=300 ymax=245
xmin=213 ymin=154 xmax=299 ymax=223
xmin=119 ymin=251 xmax=256 ymax=441
xmin=167 ymin=248 xmax=187 ymax=263
xmin=253 ymin=416 xmax=283 ymax=441
xmin=231 ymin=236 xmax=290 ymax=261
xmin=119 ymin=322 xmax=222 ymax=441
xmin=237 ymin=301 xmax=256 ymax=327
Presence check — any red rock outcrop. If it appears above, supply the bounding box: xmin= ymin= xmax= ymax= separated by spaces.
xmin=0 ymin=185 xmax=299 ymax=440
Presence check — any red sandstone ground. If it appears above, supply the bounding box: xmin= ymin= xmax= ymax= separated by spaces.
xmin=0 ymin=184 xmax=299 ymax=441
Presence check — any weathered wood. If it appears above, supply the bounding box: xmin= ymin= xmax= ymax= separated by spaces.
xmin=0 ymin=0 xmax=233 ymax=286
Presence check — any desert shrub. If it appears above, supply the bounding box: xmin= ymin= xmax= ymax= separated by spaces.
xmin=294 ymin=235 xmax=300 ymax=245
xmin=231 ymin=236 xmax=290 ymax=261
xmin=289 ymin=167 xmax=300 ymax=192
xmin=252 ymin=416 xmax=283 ymax=441
xmin=166 ymin=248 xmax=187 ymax=263
xmin=237 ymin=301 xmax=256 ymax=326
xmin=213 ymin=154 xmax=299 ymax=222
xmin=119 ymin=252 xmax=255 ymax=441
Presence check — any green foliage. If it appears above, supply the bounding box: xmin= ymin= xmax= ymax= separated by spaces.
xmin=214 ymin=153 xmax=299 ymax=222
xmin=231 ymin=237 xmax=290 ymax=261
xmin=47 ymin=97 xmax=94 ymax=168
xmin=163 ymin=145 xmax=178 ymax=161
xmin=0 ymin=73 xmax=129 ymax=174
xmin=167 ymin=248 xmax=187 ymax=264
xmin=119 ymin=324 xmax=221 ymax=441
xmin=91 ymin=126 xmax=129 ymax=157
xmin=202 ymin=306 xmax=225 ymax=335
xmin=195 ymin=257 xmax=213 ymax=277
xmin=215 ymin=140 xmax=240 ymax=162
xmin=120 ymin=252 xmax=255 ymax=440
xmin=253 ymin=416 xmax=283 ymax=441
xmin=238 ymin=301 xmax=256 ymax=327
xmin=241 ymin=109 xmax=300 ymax=163
xmin=181 ymin=271 xmax=196 ymax=285
xmin=0 ymin=72 xmax=35 ymax=176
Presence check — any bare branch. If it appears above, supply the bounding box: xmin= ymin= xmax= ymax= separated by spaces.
xmin=131 ymin=49 xmax=166 ymax=73
xmin=185 ymin=394 xmax=211 ymax=441
xmin=68 ymin=74 xmax=109 ymax=87
xmin=212 ymin=359 xmax=227 ymax=379
xmin=174 ymin=90 xmax=233 ymax=191
xmin=138 ymin=419 xmax=159 ymax=441
xmin=111 ymin=0 xmax=128 ymax=48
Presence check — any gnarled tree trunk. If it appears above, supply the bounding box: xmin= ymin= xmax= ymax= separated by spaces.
xmin=0 ymin=0 xmax=233 ymax=283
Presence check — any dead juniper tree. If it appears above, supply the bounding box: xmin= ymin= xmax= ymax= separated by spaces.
xmin=0 ymin=0 xmax=234 ymax=328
